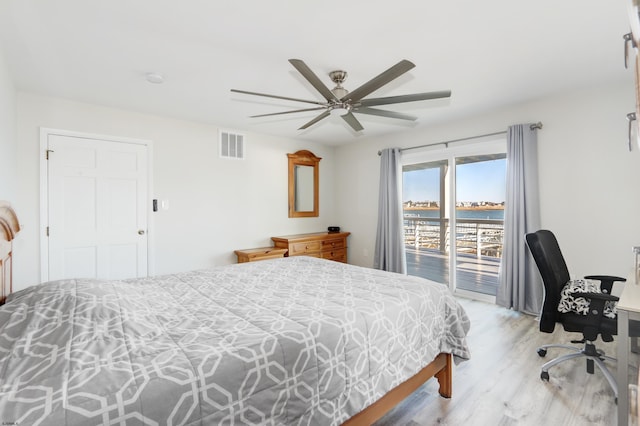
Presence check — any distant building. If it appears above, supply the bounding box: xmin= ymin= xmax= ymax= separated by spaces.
xmin=410 ymin=200 xmax=505 ymax=209
xmin=403 ymin=200 xmax=439 ymax=208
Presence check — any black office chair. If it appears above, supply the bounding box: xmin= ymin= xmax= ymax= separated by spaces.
xmin=525 ymin=229 xmax=627 ymax=399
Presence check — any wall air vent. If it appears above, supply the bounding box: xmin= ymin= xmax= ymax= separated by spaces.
xmin=219 ymin=130 xmax=245 ymax=159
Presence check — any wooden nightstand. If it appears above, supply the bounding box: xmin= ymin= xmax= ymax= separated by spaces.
xmin=234 ymin=247 xmax=288 ymax=263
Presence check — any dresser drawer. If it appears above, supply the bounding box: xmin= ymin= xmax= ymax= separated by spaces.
xmin=290 ymin=240 xmax=321 ymax=255
xmin=321 ymin=248 xmax=346 ymax=262
xmin=321 ymin=238 xmax=345 ymax=251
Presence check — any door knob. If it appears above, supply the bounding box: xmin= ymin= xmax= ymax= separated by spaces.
xmin=138 ymin=230 xmax=145 ymax=235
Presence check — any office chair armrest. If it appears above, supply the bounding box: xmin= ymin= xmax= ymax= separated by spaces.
xmin=584 ymin=275 xmax=626 ymax=283
xmin=583 ymin=275 xmax=626 ymax=294
xmin=569 ymin=292 xmax=619 ymax=303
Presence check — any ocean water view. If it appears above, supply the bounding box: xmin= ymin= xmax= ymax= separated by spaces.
xmin=405 ymin=208 xmax=504 ymax=220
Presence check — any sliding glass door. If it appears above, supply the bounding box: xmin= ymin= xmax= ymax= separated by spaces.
xmin=402 ymin=139 xmax=506 ymax=301
xmin=403 ymin=159 xmax=451 ymax=287
xmin=453 ymin=154 xmax=506 ymax=297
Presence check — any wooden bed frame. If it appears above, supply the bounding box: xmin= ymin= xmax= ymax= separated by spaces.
xmin=343 ymin=352 xmax=452 ymax=425
xmin=0 ymin=201 xmax=20 ymax=305
xmin=0 ymin=201 xmax=451 ymax=423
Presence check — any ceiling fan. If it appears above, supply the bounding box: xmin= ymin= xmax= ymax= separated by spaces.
xmin=231 ymin=59 xmax=451 ymax=132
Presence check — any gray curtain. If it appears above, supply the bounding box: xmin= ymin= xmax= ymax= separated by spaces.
xmin=496 ymin=124 xmax=543 ymax=315
xmin=374 ymin=148 xmax=407 ymax=273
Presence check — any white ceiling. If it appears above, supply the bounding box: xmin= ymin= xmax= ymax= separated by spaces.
xmin=0 ymin=1 xmax=633 ymax=146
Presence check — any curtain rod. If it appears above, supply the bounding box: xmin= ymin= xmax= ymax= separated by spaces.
xmin=377 ymin=122 xmax=543 ymax=156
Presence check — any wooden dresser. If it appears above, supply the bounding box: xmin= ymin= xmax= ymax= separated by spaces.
xmin=271 ymin=231 xmax=350 ymax=263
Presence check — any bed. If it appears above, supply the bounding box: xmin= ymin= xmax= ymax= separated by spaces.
xmin=0 ymin=203 xmax=470 ymax=425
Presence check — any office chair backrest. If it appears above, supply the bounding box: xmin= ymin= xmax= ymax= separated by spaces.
xmin=525 ymin=230 xmax=571 ymax=333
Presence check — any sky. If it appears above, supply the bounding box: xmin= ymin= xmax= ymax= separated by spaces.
xmin=403 ymin=159 xmax=506 ymax=203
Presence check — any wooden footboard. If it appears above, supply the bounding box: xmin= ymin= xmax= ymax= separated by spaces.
xmin=342 ymin=353 xmax=452 ymax=425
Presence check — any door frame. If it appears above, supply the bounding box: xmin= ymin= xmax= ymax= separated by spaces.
xmin=39 ymin=127 xmax=154 ymax=282
xmin=402 ymin=137 xmax=506 ymax=303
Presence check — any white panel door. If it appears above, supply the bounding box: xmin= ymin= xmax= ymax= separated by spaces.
xmin=47 ymin=134 xmax=148 ymax=280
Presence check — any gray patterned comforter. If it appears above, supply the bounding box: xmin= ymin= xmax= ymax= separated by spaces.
xmin=0 ymin=256 xmax=470 ymax=425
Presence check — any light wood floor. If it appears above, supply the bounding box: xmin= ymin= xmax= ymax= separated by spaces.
xmin=375 ymin=298 xmax=638 ymax=426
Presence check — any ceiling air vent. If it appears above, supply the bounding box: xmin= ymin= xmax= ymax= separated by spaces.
xmin=219 ymin=130 xmax=245 ymax=159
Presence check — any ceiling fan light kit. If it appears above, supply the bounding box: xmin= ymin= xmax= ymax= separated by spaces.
xmin=145 ymin=72 xmax=164 ymax=84
xmin=329 ymin=105 xmax=351 ymax=116
xmin=231 ymin=59 xmax=451 ymax=132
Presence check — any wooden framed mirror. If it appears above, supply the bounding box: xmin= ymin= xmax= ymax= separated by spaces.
xmin=288 ymin=150 xmax=321 ymax=218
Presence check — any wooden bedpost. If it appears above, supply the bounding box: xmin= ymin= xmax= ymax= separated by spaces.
xmin=435 ymin=353 xmax=453 ymax=398
xmin=0 ymin=201 xmax=20 ymax=305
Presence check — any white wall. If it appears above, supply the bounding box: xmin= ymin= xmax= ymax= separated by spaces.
xmin=335 ymin=79 xmax=640 ymax=279
xmin=11 ymin=79 xmax=640 ymax=290
xmin=0 ymin=47 xmax=16 ymax=201
xmin=14 ymin=93 xmax=336 ymax=290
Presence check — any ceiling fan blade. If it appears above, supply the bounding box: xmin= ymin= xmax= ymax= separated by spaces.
xmin=355 ymin=107 xmax=417 ymax=121
xmin=341 ymin=112 xmax=364 ymax=131
xmin=341 ymin=59 xmax=415 ymax=103
xmin=298 ymin=110 xmax=331 ymax=130
xmin=289 ymin=59 xmax=338 ymax=102
xmin=250 ymin=107 xmax=328 ymax=118
xmin=359 ymin=90 xmax=452 ymax=107
xmin=231 ymin=89 xmax=325 ymax=106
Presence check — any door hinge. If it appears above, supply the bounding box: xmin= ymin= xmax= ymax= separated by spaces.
xmin=46 ymin=226 xmax=49 ymax=237
xmin=46 ymin=149 xmax=54 ymax=160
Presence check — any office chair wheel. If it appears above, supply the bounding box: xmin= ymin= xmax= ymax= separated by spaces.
xmin=540 ymin=371 xmax=549 ymax=381
xmin=537 ymin=348 xmax=547 ymax=357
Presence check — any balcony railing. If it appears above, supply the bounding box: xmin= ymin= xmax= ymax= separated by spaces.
xmin=404 ymin=216 xmax=504 ymax=258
